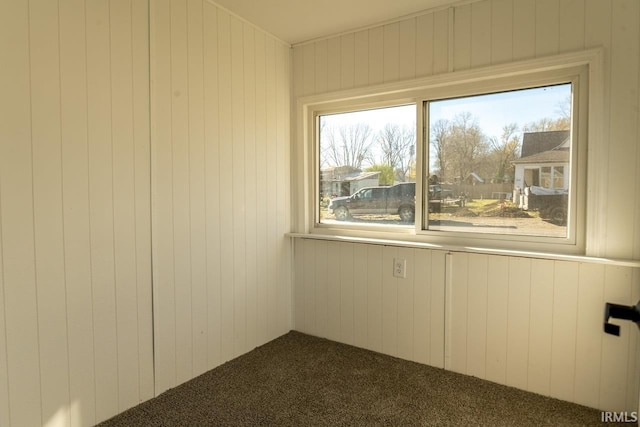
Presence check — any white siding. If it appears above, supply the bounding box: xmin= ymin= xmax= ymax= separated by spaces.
xmin=150 ymin=0 xmax=292 ymax=396
xmin=0 ymin=1 xmax=153 ymax=426
xmin=292 ymin=0 xmax=640 ymax=413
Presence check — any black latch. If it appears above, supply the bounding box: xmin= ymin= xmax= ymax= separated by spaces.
xmin=604 ymin=301 xmax=640 ymax=336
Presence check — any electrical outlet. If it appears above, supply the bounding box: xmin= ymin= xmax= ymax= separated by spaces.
xmin=393 ymin=258 xmax=406 ymax=279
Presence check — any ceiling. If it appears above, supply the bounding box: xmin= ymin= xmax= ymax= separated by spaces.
xmin=214 ymin=0 xmax=457 ymax=45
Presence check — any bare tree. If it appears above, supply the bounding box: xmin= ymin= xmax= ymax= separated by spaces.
xmin=376 ymin=123 xmax=415 ymax=182
xmin=488 ymin=123 xmax=521 ymax=182
xmin=321 ymin=122 xmax=374 ymax=169
xmin=430 ymin=119 xmax=451 ymax=181
xmin=448 ymin=112 xmax=488 ymax=182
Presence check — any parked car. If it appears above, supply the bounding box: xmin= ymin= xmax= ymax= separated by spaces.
xmin=328 ymin=182 xmax=416 ymax=222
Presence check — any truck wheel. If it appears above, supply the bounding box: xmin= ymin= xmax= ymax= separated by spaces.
xmin=550 ymin=207 xmax=567 ymax=225
xmin=399 ymin=206 xmax=415 ymax=223
xmin=334 ymin=206 xmax=349 ymax=221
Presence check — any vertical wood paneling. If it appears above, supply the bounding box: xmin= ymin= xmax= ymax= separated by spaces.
xmin=326 ymin=242 xmax=341 ymax=341
xmin=1 ymin=0 xmax=42 ymax=424
xmin=535 ymin=0 xmax=560 ymax=57
xmin=29 ymin=1 xmax=70 ymax=425
xmin=549 ymin=262 xmax=579 ymax=401
xmin=254 ymin=29 xmax=268 ymax=347
xmin=513 ymin=0 xmax=535 ymax=61
xmin=302 ymin=43 xmax=315 ymax=96
xmin=153 ymin=0 xmax=291 ymax=398
xmin=430 ymin=250 xmax=446 ymax=368
xmin=314 ymin=40 xmax=328 ymax=94
xmin=303 ymin=239 xmax=316 ymax=335
xmin=486 ymin=255 xmax=509 ymax=384
xmin=506 ymin=257 xmax=531 ymax=390
xmin=432 ymin=9 xmax=450 ymax=74
xmin=203 ymin=0 xmax=222 ymax=368
xmin=216 ymin=9 xmax=235 ymax=364
xmin=340 ymin=34 xmax=355 ymax=90
xmin=230 ymin=17 xmax=247 ymax=358
xmin=470 ymin=1 xmax=491 ymax=68
xmin=243 ymin=24 xmax=258 ymax=355
xmin=59 ymin=0 xmax=97 ymax=424
xmin=398 ymin=19 xmax=417 ymax=81
xmin=264 ymin=36 xmax=279 ymax=340
xmin=382 ymin=246 xmax=398 ymax=356
xmin=396 ymin=247 xmax=415 ymax=361
xmin=187 ymin=0 xmax=208 ymax=378
xmin=87 ymin=0 xmax=119 ymax=418
xmin=0 ymin=208 xmax=7 ymax=427
xmin=606 ymin=0 xmax=639 ymax=258
xmin=413 ymin=249 xmax=431 ymax=365
xmin=339 ymin=243 xmax=355 ymax=344
xmin=170 ymin=0 xmax=194 ymax=385
xmin=110 ymin=0 xmax=141 ymax=410
xmin=132 ymin=0 xmax=154 ymax=403
xmin=366 ymin=245 xmax=383 ymax=352
xmin=314 ymin=241 xmax=329 ymax=339
xmin=353 ymin=31 xmax=369 ymax=88
xmin=574 ymin=263 xmax=604 ymax=408
xmin=491 ymin=0 xmax=513 ymax=64
xmin=415 ymin=13 xmax=434 ymax=77
xmin=466 ymin=254 xmax=488 ymax=379
xmin=327 ymin=37 xmax=341 ymax=92
xmin=453 ymin=4 xmax=471 ymax=71
xmin=527 ymin=259 xmax=554 ymax=396
xmin=294 ymin=240 xmax=305 ymax=331
xmin=559 ymin=0 xmax=585 ymax=52
xmin=449 ymin=253 xmax=468 ymax=373
xmin=382 ymin=23 xmax=400 ymax=83
xmin=353 ymin=244 xmax=368 ymax=349
xmin=368 ymin=27 xmax=384 ymax=85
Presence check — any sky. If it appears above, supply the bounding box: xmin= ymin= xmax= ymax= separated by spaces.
xmin=319 ymin=83 xmax=572 ymax=167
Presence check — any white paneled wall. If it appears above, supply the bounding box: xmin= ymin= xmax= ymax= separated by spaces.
xmin=294 ymin=240 xmax=446 ymax=369
xmin=448 ymin=253 xmax=639 ymax=412
xmin=293 ymin=241 xmax=640 ymax=412
xmin=292 ymin=0 xmax=640 ymax=414
xmin=150 ymin=0 xmax=292 ymax=395
xmin=0 ymin=1 xmax=153 ymax=426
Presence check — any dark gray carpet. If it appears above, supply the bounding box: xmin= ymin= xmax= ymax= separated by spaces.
xmin=99 ymin=331 xmax=623 ymax=426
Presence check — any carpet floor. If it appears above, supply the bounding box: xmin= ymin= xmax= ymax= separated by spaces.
xmin=99 ymin=331 xmax=624 ymax=426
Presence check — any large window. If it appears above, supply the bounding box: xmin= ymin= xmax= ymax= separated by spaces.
xmin=303 ymin=51 xmax=597 ymax=254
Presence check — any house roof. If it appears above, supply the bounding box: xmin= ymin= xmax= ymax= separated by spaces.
xmin=512 ymin=149 xmax=569 ymax=164
xmin=520 ymin=130 xmax=570 ymax=157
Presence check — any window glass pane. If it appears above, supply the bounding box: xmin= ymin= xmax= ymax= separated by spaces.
xmin=427 ymin=83 xmax=572 ymax=236
xmin=319 ymin=105 xmax=417 ymax=226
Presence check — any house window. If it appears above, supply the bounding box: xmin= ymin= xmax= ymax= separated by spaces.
xmin=303 ymin=50 xmax=596 ymax=253
xmin=318 ymin=105 xmax=417 ymax=227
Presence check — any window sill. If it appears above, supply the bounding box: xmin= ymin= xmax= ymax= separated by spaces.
xmin=286 ymin=232 xmax=640 ymax=268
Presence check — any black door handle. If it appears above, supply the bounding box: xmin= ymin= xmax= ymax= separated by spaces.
xmin=604 ymin=301 xmax=640 ymax=336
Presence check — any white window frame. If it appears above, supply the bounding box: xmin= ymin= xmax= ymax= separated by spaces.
xmin=295 ymin=49 xmax=604 ymax=256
